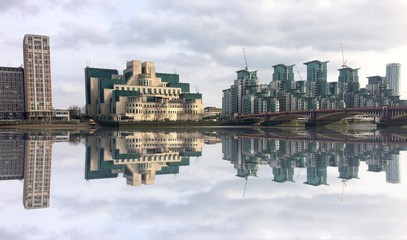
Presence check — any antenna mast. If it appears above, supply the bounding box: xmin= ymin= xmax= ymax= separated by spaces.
xmin=243 ymin=48 xmax=248 ymax=70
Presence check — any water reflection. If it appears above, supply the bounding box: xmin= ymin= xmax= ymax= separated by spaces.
xmin=221 ymin=128 xmax=405 ymax=186
xmin=1 ymin=127 xmax=406 ymax=211
xmin=0 ymin=131 xmax=79 ymax=210
xmin=85 ymin=131 xmax=204 ymax=186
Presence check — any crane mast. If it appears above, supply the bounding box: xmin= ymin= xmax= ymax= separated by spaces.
xmin=341 ymin=43 xmax=348 ymax=68
xmin=243 ymin=48 xmax=248 ymax=71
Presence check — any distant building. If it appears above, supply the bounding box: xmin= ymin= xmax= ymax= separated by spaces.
xmin=223 ymin=58 xmax=403 ymax=120
xmin=386 ymin=63 xmax=401 ymax=96
xmin=53 ymin=109 xmax=70 ymax=121
xmin=272 ymin=64 xmax=295 ymax=91
xmin=304 ymin=60 xmax=329 ymax=96
xmin=203 ymin=107 xmax=221 ymax=120
xmin=0 ymin=66 xmax=25 ymax=120
xmin=338 ymin=67 xmax=360 ymax=108
xmin=23 ymin=34 xmax=53 ymax=120
xmin=272 ymin=64 xmax=295 ymax=81
xmin=85 ymin=60 xmax=204 ymax=121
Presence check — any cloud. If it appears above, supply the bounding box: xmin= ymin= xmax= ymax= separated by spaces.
xmin=0 ymin=0 xmax=41 ymax=14
xmin=1 ymin=0 xmax=407 ymax=108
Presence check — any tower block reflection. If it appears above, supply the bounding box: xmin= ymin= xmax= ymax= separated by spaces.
xmin=221 ymin=129 xmax=406 ymax=185
xmin=85 ymin=131 xmax=204 ymax=186
xmin=23 ymin=135 xmax=53 ymax=209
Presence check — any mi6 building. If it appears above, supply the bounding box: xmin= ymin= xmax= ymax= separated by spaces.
xmin=85 ymin=60 xmax=204 ymax=121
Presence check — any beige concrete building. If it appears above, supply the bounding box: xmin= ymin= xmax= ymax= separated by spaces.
xmin=23 ymin=34 xmax=53 ymax=120
xmin=85 ymin=60 xmax=204 ymax=122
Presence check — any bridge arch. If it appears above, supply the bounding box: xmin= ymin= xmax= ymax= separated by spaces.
xmin=316 ymin=111 xmax=380 ymax=121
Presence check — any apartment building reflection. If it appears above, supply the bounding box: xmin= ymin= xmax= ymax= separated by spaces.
xmin=222 ymin=131 xmax=406 ymax=185
xmin=85 ymin=131 xmax=204 ymax=186
xmin=23 ymin=134 xmax=53 ymax=209
xmin=0 ymin=133 xmax=25 ymax=181
xmin=0 ymin=132 xmax=57 ymax=210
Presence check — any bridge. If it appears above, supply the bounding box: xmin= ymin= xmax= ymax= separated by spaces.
xmin=236 ymin=106 xmax=407 ymax=127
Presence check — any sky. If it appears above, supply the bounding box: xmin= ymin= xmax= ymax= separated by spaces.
xmin=1 ymin=0 xmax=407 ymax=109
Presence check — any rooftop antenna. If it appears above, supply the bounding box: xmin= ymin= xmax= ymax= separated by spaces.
xmin=173 ymin=67 xmax=177 ymax=74
xmin=243 ymin=47 xmax=248 ymax=71
xmin=340 ymin=43 xmax=347 ymax=68
xmin=195 ymin=85 xmax=200 ymax=93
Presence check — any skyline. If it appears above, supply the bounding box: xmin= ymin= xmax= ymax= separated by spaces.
xmin=1 ymin=0 xmax=406 ymax=109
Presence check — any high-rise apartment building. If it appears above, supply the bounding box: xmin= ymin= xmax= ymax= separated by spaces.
xmin=23 ymin=34 xmax=52 ymax=120
xmin=272 ymin=64 xmax=295 ymax=82
xmin=304 ymin=60 xmax=329 ymax=96
xmin=0 ymin=66 xmax=25 ymax=120
xmin=386 ymin=63 xmax=401 ymax=96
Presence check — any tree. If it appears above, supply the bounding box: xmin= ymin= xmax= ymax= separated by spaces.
xmin=68 ymin=105 xmax=84 ymax=120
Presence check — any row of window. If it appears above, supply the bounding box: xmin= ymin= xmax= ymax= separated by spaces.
xmin=126 ymin=109 xmax=184 ymax=114
xmin=114 ymin=155 xmax=180 ymax=162
xmin=0 ymin=94 xmax=24 ymax=99
xmin=126 ymin=143 xmax=199 ymax=148
xmin=118 ymin=86 xmax=181 ymax=95
xmin=127 ymin=138 xmax=198 ymax=143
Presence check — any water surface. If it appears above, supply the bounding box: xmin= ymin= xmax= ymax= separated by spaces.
xmin=0 ymin=127 xmax=406 ymax=239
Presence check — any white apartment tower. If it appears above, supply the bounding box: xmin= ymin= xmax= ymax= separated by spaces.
xmin=23 ymin=34 xmax=53 ymax=120
xmin=386 ymin=63 xmax=401 ymax=96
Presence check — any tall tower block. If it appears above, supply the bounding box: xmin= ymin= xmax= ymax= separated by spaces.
xmin=386 ymin=63 xmax=401 ymax=96
xmin=23 ymin=34 xmax=53 ymax=120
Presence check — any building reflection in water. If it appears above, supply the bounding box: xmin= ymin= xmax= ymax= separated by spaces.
xmin=23 ymin=134 xmax=53 ymax=209
xmin=0 ymin=133 xmax=25 ymax=181
xmin=0 ymin=131 xmax=74 ymax=210
xmin=221 ymin=128 xmax=406 ymax=186
xmin=1 ymin=128 xmax=406 ymax=210
xmin=85 ymin=131 xmax=204 ymax=186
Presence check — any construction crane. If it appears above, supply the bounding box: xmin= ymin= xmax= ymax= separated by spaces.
xmin=340 ymin=43 xmax=348 ymax=68
xmin=242 ymin=177 xmax=248 ymax=198
xmin=243 ymin=47 xmax=248 ymax=71
xmin=340 ymin=179 xmax=347 ymax=202
xmin=297 ymin=71 xmax=303 ymax=81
